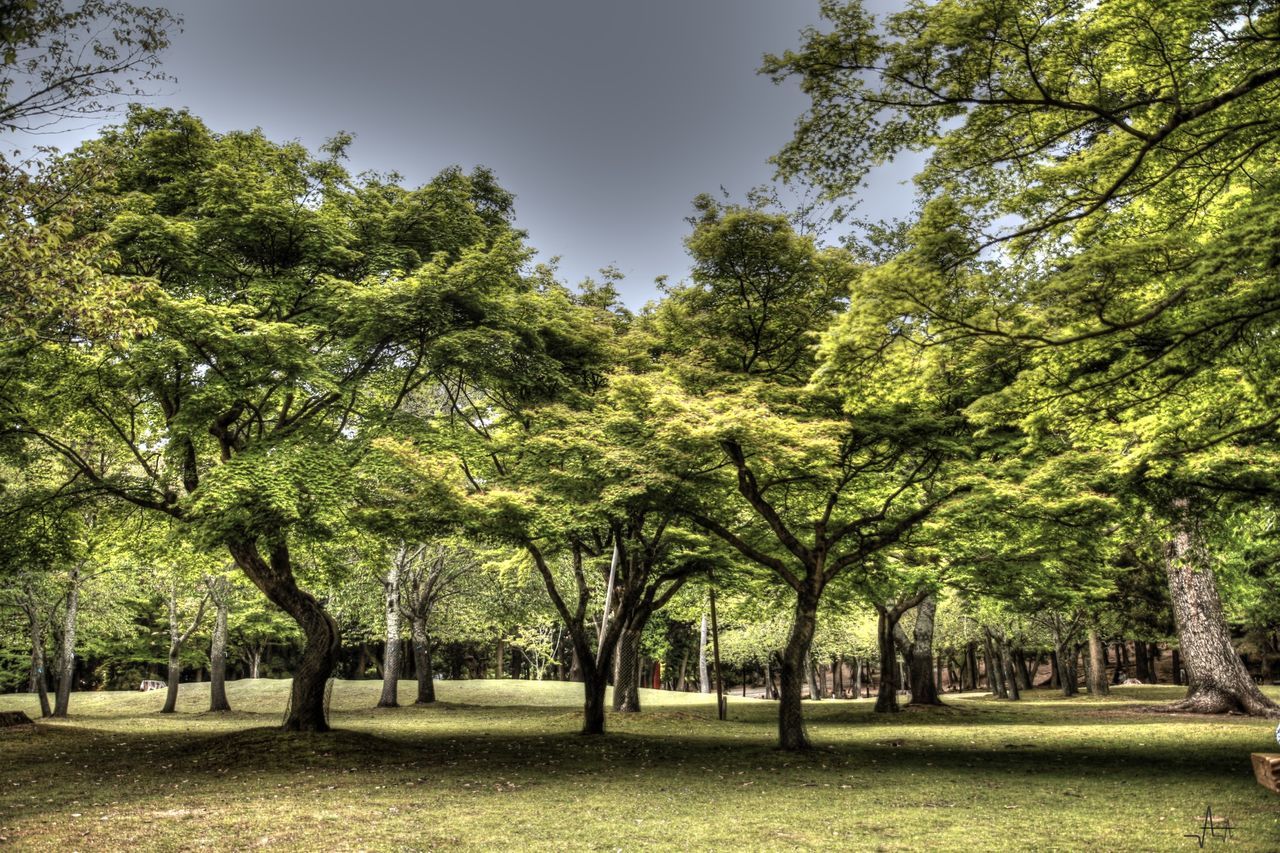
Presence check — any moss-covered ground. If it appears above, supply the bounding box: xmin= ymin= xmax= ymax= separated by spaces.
xmin=1 ymin=680 xmax=1277 ymax=851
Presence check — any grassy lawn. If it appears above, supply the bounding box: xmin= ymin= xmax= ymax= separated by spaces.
xmin=1 ymin=680 xmax=1277 ymax=851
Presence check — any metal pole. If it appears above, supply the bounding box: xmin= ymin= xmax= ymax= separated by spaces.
xmin=599 ymin=541 xmax=620 ymax=648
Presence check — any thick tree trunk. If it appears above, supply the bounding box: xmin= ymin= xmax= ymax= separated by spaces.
xmin=412 ymin=618 xmax=435 ymax=704
xmin=229 ymin=539 xmax=340 ymax=732
xmin=778 ymin=587 xmax=819 ymax=750
xmin=1014 ymin=650 xmax=1033 ymax=691
xmin=582 ymin=662 xmax=607 ymax=735
xmin=1134 ymin=640 xmax=1151 ymax=682
xmin=1162 ymin=497 xmax=1280 ymax=717
xmin=1171 ymin=648 xmax=1182 ymax=686
xmin=51 ymin=567 xmax=79 ymax=718
xmin=698 ymin=613 xmax=710 ymax=694
xmin=906 ymin=595 xmax=942 ymax=706
xmin=209 ymin=591 xmax=231 ymax=712
xmin=1087 ymin=629 xmax=1109 ymax=696
xmin=875 ymin=607 xmax=903 ymax=713
xmin=964 ymin=643 xmax=979 ymax=691
xmin=612 ymin=625 xmax=643 ymax=712
xmin=378 ymin=558 xmax=402 ymax=708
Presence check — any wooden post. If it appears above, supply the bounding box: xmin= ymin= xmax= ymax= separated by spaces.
xmin=709 ymin=587 xmax=726 ymax=721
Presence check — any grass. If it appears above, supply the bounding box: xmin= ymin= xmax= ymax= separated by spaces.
xmin=1 ymin=680 xmax=1278 ymax=851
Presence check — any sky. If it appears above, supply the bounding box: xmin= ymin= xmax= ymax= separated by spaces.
xmin=40 ymin=0 xmax=915 ymax=307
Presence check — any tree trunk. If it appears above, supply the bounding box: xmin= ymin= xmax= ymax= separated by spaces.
xmin=52 ymin=567 xmax=80 ymax=718
xmin=675 ymin=647 xmax=689 ymax=692
xmin=582 ymin=661 xmax=607 ymax=736
xmin=378 ymin=558 xmax=402 ymax=708
xmin=778 ymin=586 xmax=819 ymax=750
xmin=1162 ymin=497 xmax=1279 ymax=717
xmin=805 ymin=655 xmax=821 ymax=701
xmin=412 ymin=618 xmax=435 ymax=704
xmin=983 ymin=631 xmax=1006 ymax=698
xmin=1001 ymin=641 xmax=1021 ymax=701
xmin=229 ymin=539 xmax=340 ymax=732
xmin=698 ymin=613 xmax=710 ymax=694
xmin=209 ymin=587 xmax=231 ymax=712
xmin=1134 ymin=640 xmax=1151 ymax=682
xmin=28 ymin=616 xmax=51 ymax=718
xmin=906 ymin=595 xmax=942 ymax=706
xmin=875 ymin=607 xmax=903 ymax=713
xmin=249 ymin=646 xmax=263 ymax=679
xmin=494 ymin=637 xmax=505 ymax=679
xmin=964 ymin=643 xmax=979 ymax=691
xmin=1060 ymin=643 xmax=1079 ymax=696
xmin=161 ymin=645 xmax=182 ymax=714
xmin=612 ymin=625 xmax=643 ymax=712
xmin=1087 ymin=628 xmax=1109 ymax=696
xmin=1171 ymin=648 xmax=1182 ymax=686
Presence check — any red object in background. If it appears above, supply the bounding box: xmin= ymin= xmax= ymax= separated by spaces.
xmin=651 ymin=661 xmax=662 ymax=690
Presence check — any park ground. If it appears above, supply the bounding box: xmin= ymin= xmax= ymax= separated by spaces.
xmin=1 ymin=681 xmax=1278 ymax=851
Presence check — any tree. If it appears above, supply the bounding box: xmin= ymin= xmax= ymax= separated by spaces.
xmin=768 ymin=0 xmax=1280 ymax=718
xmin=4 ymin=108 xmax=548 ymax=731
xmin=652 ymin=200 xmax=968 ymax=748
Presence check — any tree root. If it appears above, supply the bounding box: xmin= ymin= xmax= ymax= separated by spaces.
xmin=1144 ymin=687 xmax=1280 ymax=719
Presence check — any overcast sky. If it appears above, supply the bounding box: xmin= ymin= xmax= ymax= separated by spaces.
xmin=42 ymin=0 xmax=914 ymax=306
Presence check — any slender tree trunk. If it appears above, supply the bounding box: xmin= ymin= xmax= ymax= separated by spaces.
xmin=412 ymin=618 xmax=435 ymax=704
xmin=983 ymin=631 xmax=1006 ymax=698
xmin=229 ymin=539 xmax=340 ymax=732
xmin=612 ymin=625 xmax=643 ymax=712
xmin=378 ymin=558 xmax=402 ymax=708
xmin=906 ymin=595 xmax=942 ymax=706
xmin=248 ymin=646 xmax=263 ymax=679
xmin=805 ymin=655 xmax=821 ymax=701
xmin=28 ymin=616 xmax=51 ymax=718
xmin=1162 ymin=497 xmax=1280 ymax=716
xmin=698 ymin=613 xmax=710 ymax=694
xmin=778 ymin=586 xmax=819 ymax=750
xmin=1000 ymin=640 xmax=1021 ymax=701
xmin=1171 ymin=648 xmax=1182 ymax=686
xmin=494 ymin=638 xmax=505 ymax=679
xmin=1087 ymin=629 xmax=1110 ymax=696
xmin=52 ymin=567 xmax=80 ymax=718
xmin=675 ymin=647 xmax=689 ymax=692
xmin=209 ymin=593 xmax=231 ymax=712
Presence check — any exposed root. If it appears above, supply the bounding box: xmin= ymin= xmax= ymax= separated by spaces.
xmin=1144 ymin=688 xmax=1280 ymax=719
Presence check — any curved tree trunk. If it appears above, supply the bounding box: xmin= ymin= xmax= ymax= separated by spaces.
xmin=412 ymin=618 xmax=435 ymax=704
xmin=51 ymin=567 xmax=79 ymax=718
xmin=161 ymin=646 xmax=182 ymax=713
xmin=612 ymin=625 xmax=643 ymax=712
xmin=229 ymin=539 xmax=340 ymax=732
xmin=778 ymin=586 xmax=819 ymax=750
xmin=161 ymin=584 xmax=208 ymax=714
xmin=1162 ymin=497 xmax=1280 ymax=717
xmin=209 ymin=580 xmax=232 ymax=712
xmin=378 ymin=556 xmax=402 ymax=708
xmin=906 ymin=595 xmax=942 ymax=706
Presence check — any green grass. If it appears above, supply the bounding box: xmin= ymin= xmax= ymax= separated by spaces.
xmin=1 ymin=680 xmax=1278 ymax=851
